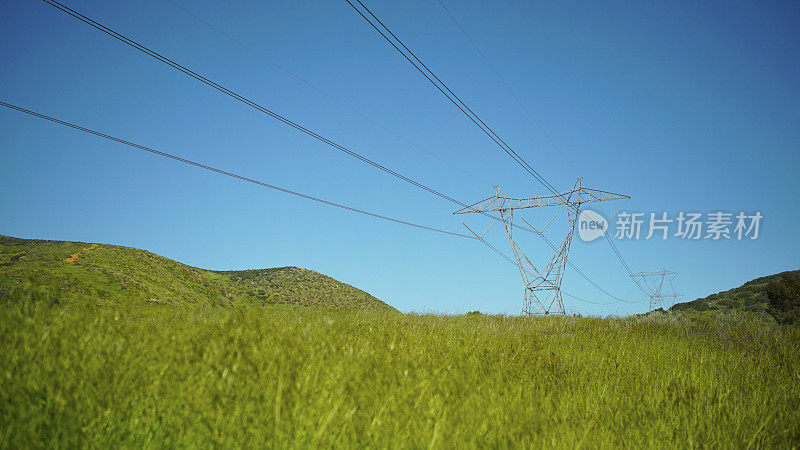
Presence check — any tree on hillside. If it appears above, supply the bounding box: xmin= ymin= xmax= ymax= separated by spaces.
xmin=766 ymin=272 xmax=800 ymax=325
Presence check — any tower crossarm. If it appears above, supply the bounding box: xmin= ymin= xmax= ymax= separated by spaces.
xmin=631 ymin=271 xmax=678 ymax=278
xmin=453 ymin=187 xmax=629 ymax=215
xmin=572 ymin=188 xmax=630 ymax=205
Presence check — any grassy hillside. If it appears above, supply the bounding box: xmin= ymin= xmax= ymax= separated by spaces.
xmin=0 ymin=235 xmax=393 ymax=311
xmin=670 ymin=270 xmax=799 ymax=316
xmin=1 ymin=303 xmax=798 ymax=447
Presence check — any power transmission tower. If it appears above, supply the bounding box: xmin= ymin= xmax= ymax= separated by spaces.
xmin=454 ymin=177 xmax=628 ymax=315
xmin=630 ymin=269 xmax=682 ymax=311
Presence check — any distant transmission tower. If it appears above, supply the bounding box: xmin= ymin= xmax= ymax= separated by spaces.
xmin=455 ymin=177 xmax=628 ymax=315
xmin=630 ymin=269 xmax=682 ymax=311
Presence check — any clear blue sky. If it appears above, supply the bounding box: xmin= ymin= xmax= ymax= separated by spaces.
xmin=2 ymin=0 xmax=798 ymax=315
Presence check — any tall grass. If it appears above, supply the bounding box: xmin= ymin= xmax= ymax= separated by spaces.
xmin=1 ymin=302 xmax=798 ymax=448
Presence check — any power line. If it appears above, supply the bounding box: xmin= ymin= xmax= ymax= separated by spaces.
xmin=165 ymin=0 xmax=492 ymax=187
xmin=0 ymin=100 xmax=474 ymax=239
xmin=40 ymin=0 xmax=638 ymax=308
xmin=41 ymin=0 xmax=544 ymax=236
xmin=36 ymin=0 xmax=558 ymax=242
xmin=344 ymin=0 xmax=565 ymax=200
xmin=434 ymin=0 xmax=578 ymax=174
xmin=39 ymin=0 xmax=471 ymax=211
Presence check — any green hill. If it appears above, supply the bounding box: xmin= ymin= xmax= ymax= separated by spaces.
xmin=670 ymin=269 xmax=800 ymax=316
xmin=0 ymin=235 xmax=394 ymax=311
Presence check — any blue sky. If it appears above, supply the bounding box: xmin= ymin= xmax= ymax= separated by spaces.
xmin=1 ymin=0 xmax=798 ymax=315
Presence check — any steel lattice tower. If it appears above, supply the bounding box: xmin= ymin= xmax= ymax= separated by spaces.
xmin=630 ymin=269 xmax=682 ymax=311
xmin=454 ymin=177 xmax=628 ymax=315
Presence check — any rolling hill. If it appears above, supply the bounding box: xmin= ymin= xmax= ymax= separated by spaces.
xmin=0 ymin=234 xmax=394 ymax=311
xmin=669 ymin=269 xmax=800 ymax=316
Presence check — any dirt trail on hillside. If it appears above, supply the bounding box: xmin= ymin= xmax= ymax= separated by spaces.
xmin=64 ymin=243 xmax=98 ymax=262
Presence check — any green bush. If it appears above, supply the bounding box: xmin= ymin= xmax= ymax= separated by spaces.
xmin=767 ymin=272 xmax=800 ymax=325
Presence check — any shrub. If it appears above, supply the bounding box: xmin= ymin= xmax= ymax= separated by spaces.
xmin=766 ymin=272 xmax=800 ymax=325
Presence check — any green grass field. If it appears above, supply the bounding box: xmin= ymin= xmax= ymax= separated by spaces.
xmin=2 ymin=302 xmax=798 ymax=448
